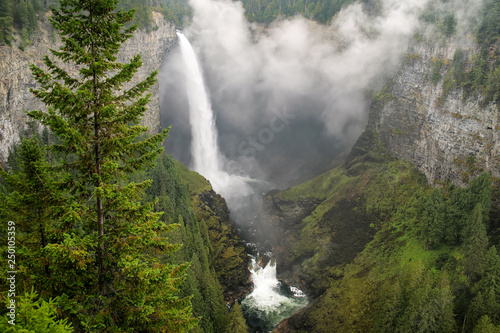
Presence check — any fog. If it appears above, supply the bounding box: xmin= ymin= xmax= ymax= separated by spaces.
xmin=160 ymin=0 xmax=436 ymax=188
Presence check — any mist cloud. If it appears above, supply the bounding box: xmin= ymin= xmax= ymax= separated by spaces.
xmin=161 ymin=0 xmax=435 ymax=187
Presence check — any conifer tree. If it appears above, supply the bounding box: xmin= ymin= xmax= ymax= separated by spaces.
xmin=0 ymin=0 xmax=13 ymax=45
xmin=420 ymin=189 xmax=445 ymax=250
xmin=228 ymin=302 xmax=249 ymax=333
xmin=0 ymin=288 xmax=74 ymax=332
xmin=473 ymin=316 xmax=500 ymax=333
xmin=469 ymin=246 xmax=500 ymax=327
xmin=462 ymin=203 xmax=489 ymax=281
xmin=27 ymin=0 xmax=196 ymax=330
xmin=0 ymin=137 xmax=65 ymax=290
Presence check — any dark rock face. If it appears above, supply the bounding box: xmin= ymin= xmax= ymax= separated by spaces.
xmin=193 ymin=189 xmax=252 ymax=303
xmin=261 ymin=193 xmax=321 ymax=289
xmin=263 ymin=189 xmax=378 ymax=299
xmin=369 ymin=38 xmax=499 ymax=186
xmin=0 ymin=12 xmax=177 ymax=160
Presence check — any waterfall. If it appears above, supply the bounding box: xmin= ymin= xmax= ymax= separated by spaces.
xmin=176 ymin=31 xmax=221 ymax=178
xmin=176 ymin=31 xmax=308 ymax=332
xmin=176 ymin=31 xmax=252 ymax=200
xmin=244 ymin=259 xmax=293 ymax=310
xmin=242 ymin=258 xmax=308 ymax=332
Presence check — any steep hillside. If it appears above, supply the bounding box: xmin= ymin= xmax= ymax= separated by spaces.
xmin=169 ymin=157 xmax=252 ymax=301
xmin=371 ymin=36 xmax=499 ymax=186
xmin=268 ymin=1 xmax=500 ymax=329
xmin=196 ymin=1 xmax=500 ymax=329
xmin=143 ymin=154 xmax=252 ymax=332
xmin=269 ymin=123 xmax=499 ymax=332
xmin=368 ymin=0 xmax=500 ymax=186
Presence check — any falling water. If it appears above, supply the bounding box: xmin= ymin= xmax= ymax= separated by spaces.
xmin=176 ymin=31 xmax=220 ymax=175
xmin=242 ymin=258 xmax=308 ymax=332
xmin=176 ymin=30 xmax=252 ymax=200
xmin=176 ymin=31 xmax=308 ymax=332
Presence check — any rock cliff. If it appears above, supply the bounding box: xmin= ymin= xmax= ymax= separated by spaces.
xmin=371 ymin=36 xmax=499 ymax=186
xmin=268 ymin=35 xmax=499 ymax=332
xmin=0 ymin=11 xmax=177 ymax=160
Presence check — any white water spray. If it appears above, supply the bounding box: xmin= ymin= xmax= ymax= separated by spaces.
xmin=245 ymin=259 xmax=297 ymax=310
xmin=242 ymin=258 xmax=308 ymax=330
xmin=176 ymin=31 xmax=252 ymax=199
xmin=177 ymin=31 xmax=221 ymax=174
xmin=176 ymin=30 xmax=308 ymax=331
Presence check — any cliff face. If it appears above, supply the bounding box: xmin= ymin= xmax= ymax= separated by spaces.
xmin=193 ymin=189 xmax=252 ymax=302
xmin=268 ymin=36 xmax=499 ymax=332
xmin=371 ymin=36 xmax=499 ymax=186
xmin=0 ymin=12 xmax=177 ymax=160
xmin=172 ymin=159 xmax=252 ymax=302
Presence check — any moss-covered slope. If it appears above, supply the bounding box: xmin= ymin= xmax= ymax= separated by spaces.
xmin=269 ymin=126 xmax=499 ymax=332
xmin=144 ymin=154 xmax=250 ymax=332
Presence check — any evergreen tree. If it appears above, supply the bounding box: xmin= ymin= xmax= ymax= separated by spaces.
xmin=0 ymin=136 xmax=68 ymax=292
xmin=14 ymin=0 xmax=30 ymax=29
xmin=469 ymin=246 xmax=500 ymax=327
xmin=462 ymin=204 xmax=489 ymax=281
xmin=0 ymin=288 xmax=74 ymax=332
xmin=445 ymin=173 xmax=492 ymax=244
xmin=26 ymin=0 xmax=196 ymax=331
xmin=228 ymin=302 xmax=249 ymax=333
xmin=419 ymin=189 xmax=445 ymax=250
xmin=0 ymin=0 xmax=13 ymax=45
xmin=374 ymin=281 xmax=403 ymax=333
xmin=474 ymin=316 xmax=500 ymax=333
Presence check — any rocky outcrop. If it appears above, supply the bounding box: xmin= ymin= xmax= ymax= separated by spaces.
xmin=370 ymin=36 xmax=499 ymax=186
xmin=261 ymin=192 xmax=322 ymax=289
xmin=0 ymin=12 xmax=177 ymax=160
xmin=187 ymin=180 xmax=252 ymax=303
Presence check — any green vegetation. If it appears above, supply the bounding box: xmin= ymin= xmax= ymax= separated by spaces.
xmin=431 ymin=58 xmax=444 ymax=86
xmin=0 ymin=1 xmax=249 ymax=331
xmin=0 ymin=0 xmax=191 ymax=48
xmin=144 ymin=154 xmax=249 ymax=332
xmin=442 ymin=12 xmax=457 ymax=37
xmin=118 ymin=0 xmax=191 ymax=30
xmin=429 ymin=0 xmax=500 ymax=107
xmin=0 ymin=288 xmax=74 ymax=333
xmin=1 ymin=0 xmax=196 ymax=330
xmin=240 ymin=0 xmax=387 ymax=24
xmin=0 ymin=0 xmax=47 ymax=48
xmin=274 ymin=122 xmax=499 ymax=332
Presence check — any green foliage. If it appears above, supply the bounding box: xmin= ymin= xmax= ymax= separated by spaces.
xmin=0 ymin=0 xmax=43 ymax=47
xmin=443 ymin=173 xmax=492 ymax=245
xmin=473 ymin=316 xmax=500 ymax=333
xmin=468 ymin=246 xmax=500 ymax=329
xmin=0 ymin=0 xmax=198 ymax=331
xmin=436 ymin=0 xmax=500 ymax=105
xmin=418 ymin=189 xmax=445 ymax=250
xmin=0 ymin=0 xmax=13 ymax=45
xmin=377 ymin=266 xmax=455 ymax=333
xmin=440 ymin=49 xmax=465 ymax=98
xmin=431 ymin=59 xmax=444 ymax=86
xmin=272 ymin=124 xmax=497 ymax=332
xmin=441 ymin=13 xmax=457 ymax=37
xmin=476 ymin=0 xmax=500 ymax=47
xmin=143 ymin=154 xmax=249 ymax=332
xmin=240 ymin=0 xmax=353 ymax=24
xmin=0 ymin=288 xmax=74 ymax=332
xmin=228 ymin=302 xmax=248 ymax=333
xmin=462 ymin=204 xmax=489 ymax=280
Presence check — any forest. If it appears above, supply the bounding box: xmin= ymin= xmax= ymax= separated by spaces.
xmin=0 ymin=0 xmax=247 ymax=331
xmin=0 ymin=0 xmax=499 ymax=332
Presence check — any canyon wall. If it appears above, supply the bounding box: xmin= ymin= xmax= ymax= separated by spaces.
xmin=0 ymin=11 xmax=177 ymax=160
xmin=371 ymin=36 xmax=499 ymax=186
